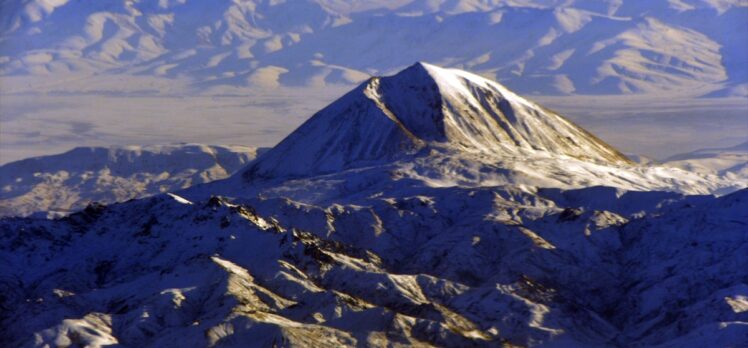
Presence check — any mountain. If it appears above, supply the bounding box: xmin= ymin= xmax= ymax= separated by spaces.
xmin=663 ymin=140 xmax=748 ymax=177
xmin=242 ymin=63 xmax=742 ymax=196
xmin=0 ymin=144 xmax=264 ymax=217
xmin=245 ymin=62 xmax=629 ymax=179
xmin=1 ymin=63 xmax=747 ymax=347
xmin=1 ymin=0 xmax=746 ymax=96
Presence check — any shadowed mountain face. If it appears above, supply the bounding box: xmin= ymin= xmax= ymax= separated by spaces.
xmin=245 ymin=62 xmax=630 ymax=179
xmin=1 ymin=0 xmax=746 ymax=96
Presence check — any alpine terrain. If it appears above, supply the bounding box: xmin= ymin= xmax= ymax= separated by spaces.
xmin=1 ymin=63 xmax=747 ymax=347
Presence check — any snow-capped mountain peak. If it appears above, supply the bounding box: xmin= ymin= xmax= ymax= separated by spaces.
xmin=384 ymin=62 xmax=631 ymax=163
xmin=244 ymin=62 xmax=630 ymax=179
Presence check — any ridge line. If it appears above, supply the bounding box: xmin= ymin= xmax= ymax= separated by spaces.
xmin=363 ymin=77 xmax=426 ymax=147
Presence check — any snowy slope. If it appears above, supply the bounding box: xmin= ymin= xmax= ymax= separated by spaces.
xmin=1 ymin=0 xmax=746 ymax=96
xmin=0 ymin=144 xmax=264 ymax=217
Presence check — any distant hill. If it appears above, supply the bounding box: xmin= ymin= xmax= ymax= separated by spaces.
xmin=664 ymin=140 xmax=748 ymax=177
xmin=0 ymin=144 xmax=264 ymax=217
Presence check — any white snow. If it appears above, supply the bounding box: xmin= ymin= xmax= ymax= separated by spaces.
xmin=166 ymin=193 xmax=193 ymax=205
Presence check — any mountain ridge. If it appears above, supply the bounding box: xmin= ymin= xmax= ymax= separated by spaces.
xmin=1 ymin=0 xmax=746 ymax=96
xmin=2 ymin=174 xmax=746 ymax=346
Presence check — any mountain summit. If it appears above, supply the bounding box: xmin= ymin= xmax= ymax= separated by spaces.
xmin=245 ymin=62 xmax=630 ymax=179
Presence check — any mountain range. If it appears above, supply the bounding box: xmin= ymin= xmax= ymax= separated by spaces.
xmin=1 ymin=0 xmax=746 ymax=96
xmin=1 ymin=63 xmax=747 ymax=347
xmin=0 ymin=144 xmax=262 ymax=217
